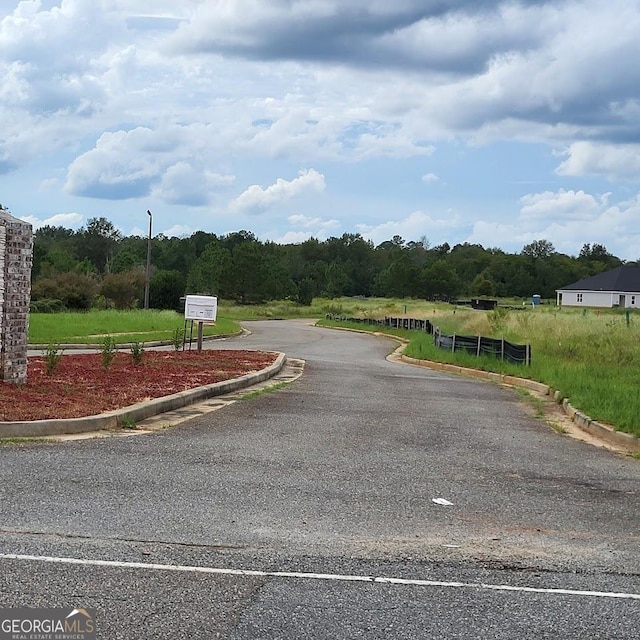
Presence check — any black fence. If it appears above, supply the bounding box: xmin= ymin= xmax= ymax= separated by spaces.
xmin=325 ymin=314 xmax=531 ymax=365
xmin=325 ymin=315 xmax=434 ymax=333
xmin=433 ymin=329 xmax=531 ymax=365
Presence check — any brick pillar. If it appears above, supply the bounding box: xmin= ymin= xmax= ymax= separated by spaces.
xmin=0 ymin=209 xmax=33 ymax=384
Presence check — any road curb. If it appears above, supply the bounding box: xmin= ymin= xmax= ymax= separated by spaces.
xmin=0 ymin=352 xmax=286 ymax=439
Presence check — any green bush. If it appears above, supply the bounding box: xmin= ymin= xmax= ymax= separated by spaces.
xmin=297 ymin=278 xmax=314 ymax=306
xmin=100 ymin=335 xmax=117 ymax=369
xmin=30 ymin=298 xmax=66 ymax=313
xmin=100 ymin=269 xmax=145 ymax=309
xmin=323 ymin=303 xmax=344 ymax=316
xmin=43 ymin=344 xmax=63 ymax=375
xmin=31 ymin=272 xmax=99 ymax=311
xmin=130 ymin=340 xmax=145 ymax=364
xmin=171 ymin=327 xmax=185 ymax=351
xmin=487 ymin=306 xmax=509 ymax=333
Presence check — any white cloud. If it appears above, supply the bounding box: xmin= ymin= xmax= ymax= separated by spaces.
xmin=288 ymin=213 xmax=338 ymax=229
xmin=231 ymin=169 xmax=326 ymax=213
xmin=63 ymin=124 xmax=231 ymax=201
xmin=19 ymin=212 xmax=83 ymax=230
xmin=152 ymin=162 xmax=235 ymax=206
xmin=351 ymin=131 xmax=434 ymax=160
xmin=206 ymin=171 xmax=236 ymax=187
xmin=421 ymin=172 xmax=439 ymax=184
xmin=0 ymin=60 xmax=29 ymax=104
xmin=272 ymin=213 xmax=340 ymax=242
xmin=2 ymin=0 xmax=640 ymax=175
xmin=356 ymin=210 xmax=460 ymax=246
xmin=154 ymin=162 xmax=205 ymax=206
xmin=161 ymin=223 xmax=195 ymax=238
xmin=288 ymin=214 xmax=320 ymax=227
xmin=164 ymin=0 xmax=640 ymax=155
xmin=270 ymin=230 xmax=318 ymax=244
xmin=467 ymin=190 xmax=640 ymax=260
xmin=0 ymin=0 xmax=117 ymax=116
xmin=468 ymin=220 xmax=548 ymax=253
xmin=269 ymin=214 xmax=341 ymax=243
xmin=65 ymin=128 xmax=164 ymax=199
xmin=39 ymin=177 xmax=59 ymax=190
xmin=131 ymin=222 xmax=196 ymax=239
xmin=519 ymin=189 xmax=602 ymax=221
xmin=555 ymin=142 xmax=640 ymax=180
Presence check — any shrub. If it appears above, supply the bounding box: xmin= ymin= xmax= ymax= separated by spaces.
xmin=487 ymin=306 xmax=509 ymax=333
xmin=130 ymin=340 xmax=145 ymax=365
xmin=100 ymin=335 xmax=117 ymax=369
xmin=323 ymin=303 xmax=344 ymax=316
xmin=30 ymin=298 xmax=66 ymax=313
xmin=100 ymin=269 xmax=145 ymax=309
xmin=43 ymin=344 xmax=63 ymax=375
xmin=150 ymin=269 xmax=186 ymax=310
xmin=297 ymin=278 xmax=314 ymax=306
xmin=31 ymin=272 xmax=99 ymax=310
xmin=171 ymin=327 xmax=185 ymax=351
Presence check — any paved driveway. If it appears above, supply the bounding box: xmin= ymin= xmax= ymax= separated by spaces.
xmin=1 ymin=320 xmax=639 ymax=638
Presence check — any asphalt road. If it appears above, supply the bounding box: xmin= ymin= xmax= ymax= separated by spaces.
xmin=1 ymin=320 xmax=639 ymax=639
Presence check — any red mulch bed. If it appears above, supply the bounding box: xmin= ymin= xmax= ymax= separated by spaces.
xmin=0 ymin=350 xmax=278 ymax=422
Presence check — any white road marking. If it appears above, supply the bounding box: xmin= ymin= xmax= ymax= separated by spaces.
xmin=1 ymin=553 xmax=638 ymax=600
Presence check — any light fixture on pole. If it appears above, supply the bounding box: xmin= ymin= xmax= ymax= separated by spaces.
xmin=144 ymin=209 xmax=152 ymax=309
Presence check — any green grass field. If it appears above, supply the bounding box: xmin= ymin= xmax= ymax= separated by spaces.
xmin=28 ymin=309 xmax=239 ymax=345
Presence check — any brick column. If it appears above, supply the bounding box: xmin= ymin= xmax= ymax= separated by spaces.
xmin=0 ymin=209 xmax=33 ymax=384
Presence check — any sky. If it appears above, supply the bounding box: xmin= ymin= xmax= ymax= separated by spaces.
xmin=1 ymin=0 xmax=640 ymax=260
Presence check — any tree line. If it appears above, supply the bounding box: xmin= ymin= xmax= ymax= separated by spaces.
xmin=29 ymin=217 xmax=629 ymax=311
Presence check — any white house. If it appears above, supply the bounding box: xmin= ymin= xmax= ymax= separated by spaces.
xmin=556 ymin=266 xmax=640 ymax=308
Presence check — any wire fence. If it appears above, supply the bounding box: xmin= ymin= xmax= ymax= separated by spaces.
xmin=325 ymin=314 xmax=531 ymax=365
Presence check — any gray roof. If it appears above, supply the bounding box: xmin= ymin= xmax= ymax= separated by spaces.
xmin=560 ymin=266 xmax=640 ymax=292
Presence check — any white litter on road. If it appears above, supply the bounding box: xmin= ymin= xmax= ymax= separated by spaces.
xmin=432 ymin=498 xmax=454 ymax=506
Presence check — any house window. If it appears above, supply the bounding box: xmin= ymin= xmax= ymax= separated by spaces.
xmin=632 ymin=296 xmax=636 ymax=305
xmin=577 ymin=293 xmax=583 ymax=303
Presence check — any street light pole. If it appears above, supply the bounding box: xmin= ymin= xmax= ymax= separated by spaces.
xmin=144 ymin=209 xmax=152 ymax=309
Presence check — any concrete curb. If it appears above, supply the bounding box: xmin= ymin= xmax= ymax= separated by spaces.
xmin=0 ymin=352 xmax=286 ymax=439
xmin=560 ymin=398 xmax=640 ymax=453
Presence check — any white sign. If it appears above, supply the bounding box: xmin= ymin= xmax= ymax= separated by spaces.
xmin=184 ymin=295 xmax=217 ymax=321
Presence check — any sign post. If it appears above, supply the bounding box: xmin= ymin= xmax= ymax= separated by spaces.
xmin=184 ymin=295 xmax=217 ymax=352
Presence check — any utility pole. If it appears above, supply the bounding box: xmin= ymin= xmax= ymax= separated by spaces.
xmin=144 ymin=209 xmax=152 ymax=309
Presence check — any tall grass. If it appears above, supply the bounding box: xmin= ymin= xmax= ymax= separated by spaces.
xmin=29 ymin=309 xmax=239 ymax=345
xmin=218 ymin=296 xmax=448 ymax=321
xmin=219 ymin=299 xmax=322 ymax=320
xmin=321 ymin=305 xmax=640 ymax=438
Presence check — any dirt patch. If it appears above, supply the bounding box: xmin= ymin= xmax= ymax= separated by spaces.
xmin=514 ymin=385 xmax=630 ymax=454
